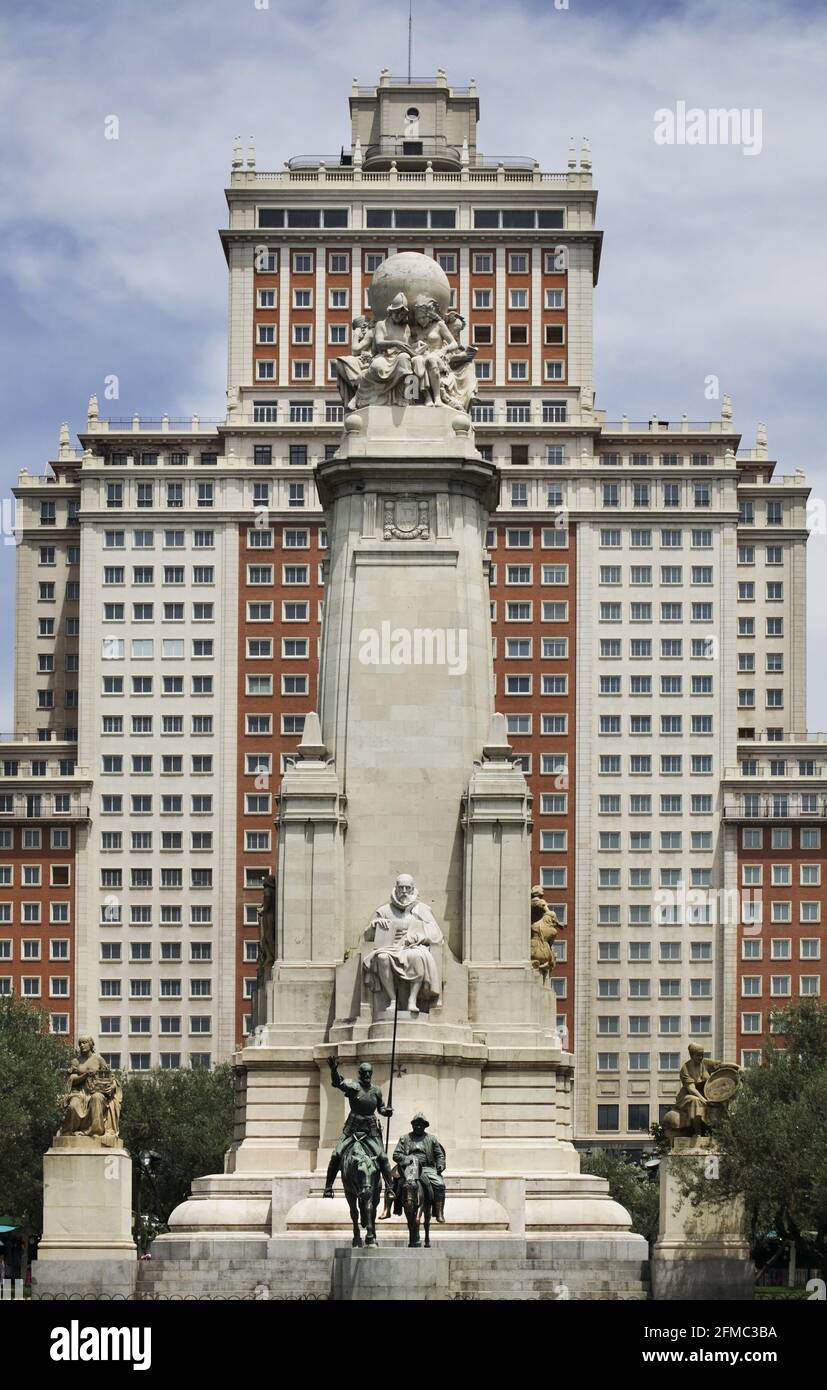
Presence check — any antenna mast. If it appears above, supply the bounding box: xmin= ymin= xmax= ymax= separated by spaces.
xmin=407 ymin=0 xmax=412 ymax=83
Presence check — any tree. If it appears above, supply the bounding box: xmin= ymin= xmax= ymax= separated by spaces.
xmin=579 ymin=1149 xmax=660 ymax=1245
xmin=119 ymin=1064 xmax=234 ymax=1243
xmin=674 ymin=1000 xmax=827 ymax=1278
xmin=0 ymin=995 xmax=72 ymax=1230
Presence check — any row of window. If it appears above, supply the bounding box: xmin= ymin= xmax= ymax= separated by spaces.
xmin=102 ymin=603 xmax=217 ymax=621
xmin=100 ymin=941 xmax=213 ymax=961
xmin=100 ymin=674 xmax=216 ymax=696
xmin=0 ymin=939 xmax=69 ymax=958
xmin=598 ymin=528 xmax=716 ymax=549
xmin=597 ymin=1053 xmax=698 ymax=1072
xmin=597 ymin=1106 xmax=672 ymax=1134
xmin=596 ymin=869 xmax=716 ymax=890
xmin=599 ymin=942 xmax=713 ymax=962
xmin=0 ymin=756 xmax=75 ymax=776
xmin=741 ymin=995 xmax=821 ymax=1032
xmin=0 ymin=865 xmax=70 ymax=886
xmin=255 ymin=357 xmax=567 ymax=383
xmin=598 ymin=979 xmax=713 ymax=999
xmin=38 ymin=502 xmax=79 ymax=526
xmin=255 ymin=296 xmax=566 ymax=327
xmin=601 ymin=482 xmax=715 ymax=509
xmin=472 ymin=402 xmax=568 ymax=424
xmin=598 ymin=566 xmax=719 ymax=586
xmin=742 ymin=864 xmax=822 ymax=885
xmin=0 ymin=978 xmax=68 ymax=998
xmin=256 ymin=207 xmax=565 ymax=232
xmin=599 ymin=453 xmax=716 ymax=468
xmin=743 ymin=939 xmax=823 ymax=959
xmin=37 ymin=545 xmax=79 ymax=564
xmin=597 ymin=794 xmax=715 ymax=815
xmin=599 ymin=673 xmax=716 ymax=693
xmin=94 ymin=905 xmax=213 ymax=926
xmin=598 ymin=603 xmax=724 ymax=626
xmin=741 ymin=903 xmax=824 ymax=925
xmin=96 ymin=1011 xmax=214 ymax=1034
xmin=741 ymin=827 xmax=820 ymax=849
xmin=597 ymin=1016 xmax=713 ymax=1035
xmin=596 ymin=831 xmax=713 ymax=852
xmin=254 ymin=243 xmax=566 ymax=274
xmin=593 ymin=906 xmax=712 ymax=926
xmin=742 ymin=975 xmax=823 ymax=995
xmin=596 ymin=755 xmax=716 ymax=776
xmin=96 ymin=1052 xmax=212 ymax=1069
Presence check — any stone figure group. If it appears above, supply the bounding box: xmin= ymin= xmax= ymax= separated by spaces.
xmin=662 ymin=1045 xmax=742 ymax=1142
xmin=323 ymin=1054 xmax=447 ymax=1249
xmin=333 ymin=296 xmax=478 ymax=413
xmin=58 ymin=1036 xmax=122 ymax=1143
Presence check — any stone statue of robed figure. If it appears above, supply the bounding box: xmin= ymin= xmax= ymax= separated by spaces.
xmin=363 ymin=873 xmax=443 ymax=1014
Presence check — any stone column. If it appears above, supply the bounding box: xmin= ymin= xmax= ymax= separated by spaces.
xmin=315 ymin=405 xmax=498 ymax=955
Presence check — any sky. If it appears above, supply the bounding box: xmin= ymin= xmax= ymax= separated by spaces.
xmin=1 ymin=0 xmax=826 ymax=726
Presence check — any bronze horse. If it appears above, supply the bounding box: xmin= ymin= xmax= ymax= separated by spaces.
xmin=341 ymin=1135 xmax=382 ymax=1247
xmin=399 ymin=1153 xmax=433 ymax=1248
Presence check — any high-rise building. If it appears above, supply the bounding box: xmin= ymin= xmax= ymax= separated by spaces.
xmin=7 ymin=72 xmax=825 ymax=1142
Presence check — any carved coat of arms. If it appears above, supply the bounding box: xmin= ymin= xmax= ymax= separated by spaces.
xmin=383 ymin=496 xmax=430 ymax=540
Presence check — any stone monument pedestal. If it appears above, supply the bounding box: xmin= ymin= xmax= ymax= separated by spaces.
xmin=332 ymin=1247 xmax=450 ymax=1301
xmin=651 ymin=1138 xmax=754 ymax=1301
xmin=34 ymin=1136 xmax=136 ymax=1299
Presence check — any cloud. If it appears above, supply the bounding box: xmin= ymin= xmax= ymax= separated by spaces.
xmin=0 ymin=0 xmax=825 ymax=723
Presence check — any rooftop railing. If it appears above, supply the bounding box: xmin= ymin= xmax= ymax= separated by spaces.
xmin=737 ymin=730 xmax=827 ymax=744
xmin=723 ymin=795 xmax=827 ymax=821
xmin=0 ymin=793 xmax=90 ymax=820
xmin=0 ymin=731 xmax=77 ymax=745
xmin=723 ymin=764 xmax=827 ymax=779
xmin=241 ymin=167 xmax=581 ymax=186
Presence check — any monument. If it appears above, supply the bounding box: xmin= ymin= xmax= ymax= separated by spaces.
xmin=651 ymin=1047 xmax=753 ymax=1300
xmin=147 ymin=253 xmax=648 ymax=1300
xmin=34 ymin=1037 xmax=136 ymax=1299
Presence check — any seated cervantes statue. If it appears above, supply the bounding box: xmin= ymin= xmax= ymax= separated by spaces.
xmin=661 ymin=1044 xmax=742 ymax=1142
xmin=59 ymin=1036 xmax=122 ymax=1142
xmin=363 ymin=873 xmax=443 ymax=1014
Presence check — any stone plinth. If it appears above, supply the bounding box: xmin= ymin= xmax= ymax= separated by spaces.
xmin=34 ymin=1136 xmax=136 ymax=1298
xmin=651 ymin=1138 xmax=754 ymax=1300
xmin=39 ymin=1136 xmax=134 ymax=1260
xmin=332 ymin=1247 xmax=450 ymax=1301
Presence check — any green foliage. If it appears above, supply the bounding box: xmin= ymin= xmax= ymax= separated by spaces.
xmin=649 ymin=1120 xmax=671 ymax=1156
xmin=674 ymin=1001 xmax=827 ymax=1277
xmin=579 ymin=1148 xmax=660 ymax=1245
xmin=754 ymin=1287 xmax=809 ymax=1301
xmin=0 ymin=995 xmax=72 ymax=1230
xmin=119 ymin=1064 xmax=234 ymax=1241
